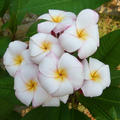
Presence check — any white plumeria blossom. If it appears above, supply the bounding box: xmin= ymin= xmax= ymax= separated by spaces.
xmin=39 ymin=53 xmax=83 ymax=97
xmin=3 ymin=41 xmax=32 ymax=77
xmin=59 ymin=9 xmax=99 ymax=59
xmin=14 ymin=64 xmax=69 ymax=107
xmin=29 ymin=33 xmax=64 ymax=64
xmin=81 ymin=58 xmax=111 ymax=97
xmin=37 ymin=9 xmax=76 ymax=34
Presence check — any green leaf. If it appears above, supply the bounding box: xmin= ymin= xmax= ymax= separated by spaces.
xmin=0 ymin=68 xmax=23 ymax=119
xmin=93 ymin=29 xmax=120 ymax=69
xmin=0 ymin=36 xmax=10 ymax=57
xmin=22 ymin=104 xmax=88 ymax=120
xmin=9 ymin=0 xmax=110 ymax=25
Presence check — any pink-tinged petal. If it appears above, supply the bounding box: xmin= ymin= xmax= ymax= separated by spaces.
xmin=86 ymin=24 xmax=99 ymax=46
xmin=68 ymin=67 xmax=83 ymax=90
xmin=89 ymin=57 xmax=104 ymax=71
xmin=18 ymin=64 xmax=39 ymax=83
xmin=15 ymin=90 xmax=33 ymax=106
xmin=30 ymin=33 xmax=46 ymax=45
xmin=39 ymin=53 xmax=58 ymax=77
xmin=78 ymin=38 xmax=97 ymax=59
xmin=32 ymin=86 xmax=49 ymax=108
xmin=58 ymin=53 xmax=81 ymax=69
xmin=98 ymin=65 xmax=111 ymax=89
xmin=29 ymin=41 xmax=43 ymax=57
xmin=42 ymin=97 xmax=60 ymax=107
xmin=37 ymin=21 xmax=56 ymax=33
xmin=49 ymin=9 xmax=65 ymax=18
xmin=8 ymin=41 xmax=27 ymax=55
xmin=52 ymin=79 xmax=73 ymax=96
xmin=51 ymin=43 xmax=64 ymax=58
xmin=59 ymin=95 xmax=69 ymax=103
xmin=3 ymin=49 xmax=15 ymax=66
xmin=38 ymin=13 xmax=52 ymax=21
xmin=39 ymin=73 xmax=60 ymax=94
xmin=14 ymin=71 xmax=26 ymax=91
xmin=31 ymin=52 xmax=48 ymax=64
xmin=81 ymin=80 xmax=103 ymax=97
xmin=5 ymin=65 xmax=18 ymax=77
xmin=21 ymin=50 xmax=32 ymax=64
xmin=64 ymin=12 xmax=76 ymax=20
xmin=53 ymin=19 xmax=75 ymax=33
xmin=76 ymin=9 xmax=99 ymax=29
xmin=59 ymin=32 xmax=82 ymax=52
xmin=81 ymin=59 xmax=90 ymax=80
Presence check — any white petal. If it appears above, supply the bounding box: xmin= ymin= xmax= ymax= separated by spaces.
xmin=5 ymin=65 xmax=18 ymax=77
xmin=19 ymin=64 xmax=39 ymax=83
xmin=52 ymin=80 xmax=73 ymax=97
xmin=30 ymin=33 xmax=46 ymax=45
xmin=59 ymin=53 xmax=84 ymax=90
xmin=59 ymin=32 xmax=82 ymax=52
xmin=39 ymin=53 xmax=58 ymax=77
xmin=37 ymin=21 xmax=56 ymax=33
xmin=59 ymin=95 xmax=69 ymax=103
xmin=14 ymin=71 xmax=26 ymax=91
xmin=39 ymin=73 xmax=60 ymax=94
xmin=78 ymin=38 xmax=97 ymax=59
xmin=89 ymin=57 xmax=104 ymax=71
xmin=76 ymin=9 xmax=99 ymax=29
xmin=32 ymin=86 xmax=49 ymax=107
xmin=81 ymin=59 xmax=90 ymax=80
xmin=68 ymin=67 xmax=83 ymax=90
xmin=29 ymin=40 xmax=42 ymax=57
xmin=51 ymin=43 xmax=64 ymax=58
xmin=49 ymin=9 xmax=65 ymax=18
xmin=31 ymin=52 xmax=48 ymax=64
xmin=86 ymin=25 xmax=99 ymax=46
xmin=98 ymin=65 xmax=111 ymax=89
xmin=15 ymin=90 xmax=33 ymax=106
xmin=3 ymin=49 xmax=15 ymax=66
xmin=38 ymin=13 xmax=52 ymax=21
xmin=64 ymin=12 xmax=76 ymax=20
xmin=81 ymin=80 xmax=103 ymax=97
xmin=42 ymin=96 xmax=60 ymax=107
xmin=8 ymin=41 xmax=27 ymax=55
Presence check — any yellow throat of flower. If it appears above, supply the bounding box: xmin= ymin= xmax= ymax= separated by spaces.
xmin=13 ymin=55 xmax=23 ymax=66
xmin=25 ymin=80 xmax=38 ymax=92
xmin=51 ymin=15 xmax=64 ymax=23
xmin=54 ymin=68 xmax=67 ymax=82
xmin=76 ymin=29 xmax=88 ymax=40
xmin=40 ymin=41 xmax=52 ymax=52
xmin=90 ymin=70 xmax=101 ymax=82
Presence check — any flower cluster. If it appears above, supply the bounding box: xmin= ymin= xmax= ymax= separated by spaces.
xmin=3 ymin=9 xmax=111 ymax=107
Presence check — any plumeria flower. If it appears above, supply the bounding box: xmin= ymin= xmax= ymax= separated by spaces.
xmin=81 ymin=58 xmax=111 ymax=97
xmin=3 ymin=41 xmax=32 ymax=77
xmin=37 ymin=9 xmax=76 ymax=34
xmin=14 ymin=64 xmax=69 ymax=107
xmin=39 ymin=53 xmax=83 ymax=97
xmin=59 ymin=9 xmax=99 ymax=59
xmin=29 ymin=33 xmax=64 ymax=64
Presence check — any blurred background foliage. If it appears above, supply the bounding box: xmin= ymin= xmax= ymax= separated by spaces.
xmin=0 ymin=0 xmax=120 ymax=120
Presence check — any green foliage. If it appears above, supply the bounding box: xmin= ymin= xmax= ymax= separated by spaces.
xmin=0 ymin=36 xmax=10 ymax=58
xmin=93 ymin=29 xmax=120 ymax=69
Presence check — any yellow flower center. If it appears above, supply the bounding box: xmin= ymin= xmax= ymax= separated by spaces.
xmin=90 ymin=71 xmax=101 ymax=82
xmin=76 ymin=29 xmax=88 ymax=40
xmin=54 ymin=68 xmax=67 ymax=82
xmin=25 ymin=80 xmax=38 ymax=92
xmin=40 ymin=41 xmax=52 ymax=52
xmin=51 ymin=16 xmax=64 ymax=23
xmin=13 ymin=55 xmax=23 ymax=66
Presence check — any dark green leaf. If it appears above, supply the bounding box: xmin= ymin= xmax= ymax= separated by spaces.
xmin=0 ymin=36 xmax=10 ymax=57
xmin=93 ymin=29 xmax=120 ymax=69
